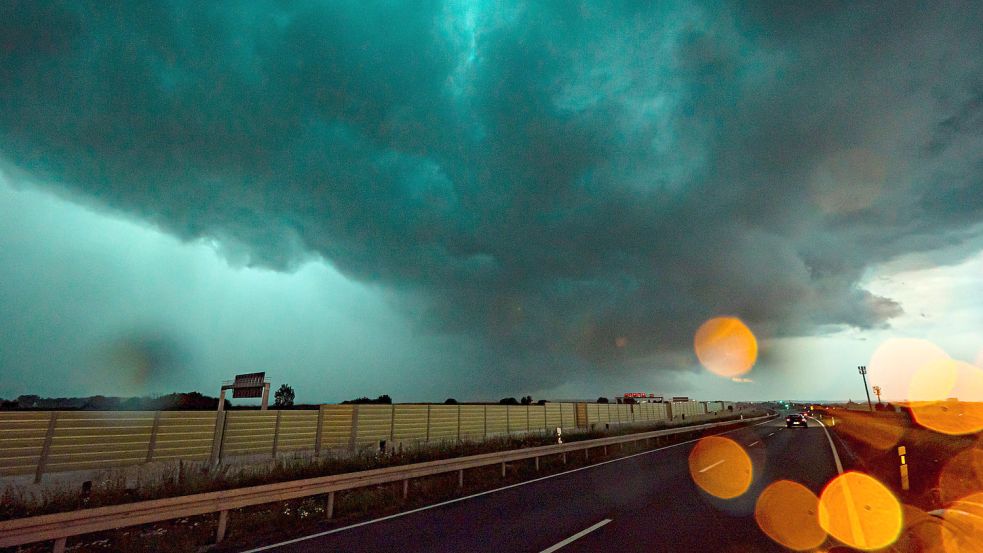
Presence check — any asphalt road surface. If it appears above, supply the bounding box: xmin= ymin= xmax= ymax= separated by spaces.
xmin=244 ymin=414 xmax=842 ymax=553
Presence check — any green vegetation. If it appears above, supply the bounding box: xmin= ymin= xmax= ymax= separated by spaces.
xmin=340 ymin=394 xmax=392 ymax=404
xmin=273 ymin=384 xmax=295 ymax=407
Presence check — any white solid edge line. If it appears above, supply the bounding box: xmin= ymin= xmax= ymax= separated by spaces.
xmin=240 ymin=416 xmax=776 ymax=553
xmin=538 ymin=519 xmax=612 ymax=553
xmin=811 ymin=417 xmax=844 ymax=475
xmin=748 ymin=440 xmax=761 ymax=447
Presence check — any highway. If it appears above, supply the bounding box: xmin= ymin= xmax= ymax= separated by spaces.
xmin=241 ymin=414 xmax=844 ymax=552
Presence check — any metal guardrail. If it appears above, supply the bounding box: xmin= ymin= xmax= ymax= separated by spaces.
xmin=0 ymin=414 xmax=770 ymax=552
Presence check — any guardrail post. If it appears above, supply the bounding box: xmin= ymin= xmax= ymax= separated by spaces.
xmin=327 ymin=491 xmax=335 ymax=519
xmin=146 ymin=411 xmax=162 ymax=463
xmin=501 ymin=462 xmax=506 ymax=478
xmin=402 ymin=478 xmax=409 ymax=499
xmin=272 ymin=410 xmax=283 ymax=459
xmin=603 ymin=445 xmax=608 ymax=456
xmin=562 ymin=452 xmax=567 ymax=464
xmin=52 ymin=537 xmax=66 ymax=553
xmin=534 ymin=456 xmax=540 ymax=471
xmin=35 ymin=412 xmax=58 ymax=484
xmin=215 ymin=510 xmax=229 ymax=543
xmin=585 ymin=448 xmax=589 ymax=461
xmin=458 ymin=469 xmax=464 ymax=488
xmin=314 ymin=407 xmax=325 ymax=458
xmin=210 ymin=411 xmax=227 ymax=467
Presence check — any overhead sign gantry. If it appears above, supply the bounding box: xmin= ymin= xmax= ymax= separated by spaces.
xmin=218 ymin=371 xmax=271 ymax=411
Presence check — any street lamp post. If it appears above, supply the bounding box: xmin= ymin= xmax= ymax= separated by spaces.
xmin=858 ymin=365 xmax=873 ymax=412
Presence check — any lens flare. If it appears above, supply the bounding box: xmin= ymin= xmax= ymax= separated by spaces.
xmin=754 ymin=480 xmax=827 ymax=550
xmin=694 ymin=317 xmax=758 ymax=378
xmin=818 ymin=472 xmax=903 ymax=551
xmin=868 ymin=338 xmax=950 ymax=403
xmin=939 ymin=446 xmax=983 ymax=505
xmin=897 ymin=504 xmax=952 ymax=552
xmin=909 ymin=359 xmax=983 ymax=435
xmin=939 ymin=492 xmax=983 ymax=552
xmin=688 ymin=436 xmax=753 ymax=499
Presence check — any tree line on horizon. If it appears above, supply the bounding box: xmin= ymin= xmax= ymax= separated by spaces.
xmin=2 ymin=389 xmax=577 ymax=410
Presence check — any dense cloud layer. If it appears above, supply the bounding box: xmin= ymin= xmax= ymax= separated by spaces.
xmin=1 ymin=1 xmax=981 ymax=388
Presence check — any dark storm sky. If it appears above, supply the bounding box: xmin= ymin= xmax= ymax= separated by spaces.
xmin=0 ymin=1 xmax=981 ymax=402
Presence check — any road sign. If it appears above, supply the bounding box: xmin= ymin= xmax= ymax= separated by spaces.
xmin=231 ymin=372 xmax=266 ymax=398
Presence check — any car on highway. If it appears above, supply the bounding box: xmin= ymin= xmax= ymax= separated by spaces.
xmin=786 ymin=413 xmax=807 ymax=428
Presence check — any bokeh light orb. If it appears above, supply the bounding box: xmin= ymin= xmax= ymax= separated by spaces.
xmin=868 ymin=338 xmax=949 ymax=403
xmin=909 ymin=359 xmax=983 ymax=435
xmin=694 ymin=317 xmax=758 ymax=378
xmin=818 ymin=472 xmax=903 ymax=551
xmin=940 ymin=492 xmax=983 ymax=552
xmin=754 ymin=480 xmax=827 ymax=550
xmin=896 ymin=504 xmax=954 ymax=553
xmin=938 ymin=446 xmax=983 ymax=504
xmin=688 ymin=436 xmax=753 ymax=499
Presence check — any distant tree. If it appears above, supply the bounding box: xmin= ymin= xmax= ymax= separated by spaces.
xmin=623 ymin=397 xmax=637 ymax=404
xmin=728 ymin=405 xmax=734 ymax=412
xmin=536 ymin=399 xmax=549 ymax=405
xmin=342 ymin=394 xmax=392 ymax=405
xmin=444 ymin=398 xmax=458 ymax=405
xmin=499 ymin=397 xmax=519 ymax=405
xmin=274 ymin=384 xmax=296 ymax=407
xmin=16 ymin=395 xmax=41 ymax=409
xmin=342 ymin=396 xmax=370 ymax=404
xmin=83 ymin=395 xmax=121 ymax=410
xmin=597 ymin=397 xmax=609 ymax=404
xmin=520 ymin=395 xmax=533 ymax=405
